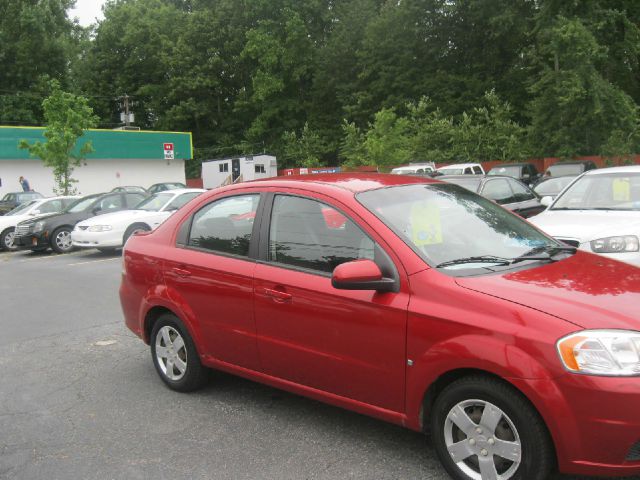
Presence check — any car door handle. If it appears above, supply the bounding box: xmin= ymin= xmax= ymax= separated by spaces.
xmin=262 ymin=288 xmax=292 ymax=303
xmin=172 ymin=267 xmax=191 ymax=278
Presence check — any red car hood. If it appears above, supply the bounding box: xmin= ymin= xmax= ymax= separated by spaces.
xmin=455 ymin=252 xmax=640 ymax=330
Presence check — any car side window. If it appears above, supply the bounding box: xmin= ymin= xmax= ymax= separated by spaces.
xmin=482 ymin=179 xmax=515 ymax=204
xmin=168 ymin=192 xmax=200 ymax=211
xmin=268 ymin=195 xmax=375 ymax=274
xmin=188 ymin=194 xmax=259 ymax=257
xmin=473 ymin=166 xmax=483 ymax=174
xmin=125 ymin=193 xmax=147 ymax=208
xmin=98 ymin=194 xmax=124 ymax=211
xmin=507 ymin=178 xmax=535 ymax=202
xmin=39 ymin=200 xmax=62 ymax=213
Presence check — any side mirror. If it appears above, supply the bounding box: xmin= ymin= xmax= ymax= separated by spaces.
xmin=331 ymin=259 xmax=396 ymax=292
xmin=541 ymin=196 xmax=553 ymax=207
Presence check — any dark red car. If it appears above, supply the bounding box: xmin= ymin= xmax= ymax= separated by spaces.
xmin=120 ymin=174 xmax=640 ymax=480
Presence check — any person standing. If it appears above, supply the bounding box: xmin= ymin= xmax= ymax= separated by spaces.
xmin=19 ymin=176 xmax=30 ymax=191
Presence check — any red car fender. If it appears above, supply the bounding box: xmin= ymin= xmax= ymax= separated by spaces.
xmin=139 ymin=283 xmax=204 ymax=350
xmin=405 ymin=333 xmax=557 ymax=426
xmin=404 ymin=334 xmax=577 ymax=464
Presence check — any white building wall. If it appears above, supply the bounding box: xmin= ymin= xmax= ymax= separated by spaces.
xmin=0 ymin=158 xmax=185 ymax=197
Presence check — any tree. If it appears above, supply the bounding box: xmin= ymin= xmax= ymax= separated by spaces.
xmin=0 ymin=0 xmax=75 ymax=125
xmin=282 ymin=123 xmax=327 ymax=168
xmin=528 ymin=17 xmax=640 ymax=157
xmin=19 ymin=81 xmax=98 ymax=194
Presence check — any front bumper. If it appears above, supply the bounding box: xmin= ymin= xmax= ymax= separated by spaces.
xmin=512 ymin=374 xmax=640 ymax=476
xmin=71 ymin=229 xmax=122 ymax=248
xmin=13 ymin=231 xmax=49 ymax=250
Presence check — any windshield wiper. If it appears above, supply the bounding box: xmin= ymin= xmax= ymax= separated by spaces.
xmin=436 ymin=256 xmax=512 ymax=268
xmin=510 ymin=245 xmax=577 ymax=264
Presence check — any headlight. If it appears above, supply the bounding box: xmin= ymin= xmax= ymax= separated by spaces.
xmin=590 ymin=235 xmax=638 ymax=253
xmin=557 ymin=330 xmax=640 ymax=376
xmin=33 ymin=221 xmax=45 ymax=233
xmin=87 ymin=225 xmax=112 ymax=232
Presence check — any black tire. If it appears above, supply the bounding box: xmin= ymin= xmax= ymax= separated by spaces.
xmin=123 ymin=223 xmax=150 ymax=245
xmin=150 ymin=313 xmax=207 ymax=392
xmin=0 ymin=227 xmax=15 ymax=251
xmin=430 ymin=376 xmax=553 ymax=480
xmin=50 ymin=226 xmax=74 ymax=254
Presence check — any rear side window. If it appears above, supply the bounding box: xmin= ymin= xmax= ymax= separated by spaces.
xmin=473 ymin=166 xmax=483 ymax=174
xmin=125 ymin=193 xmax=147 ymax=208
xmin=39 ymin=199 xmax=63 ymax=214
xmin=507 ymin=178 xmax=535 ymax=202
xmin=188 ymin=194 xmax=259 ymax=256
xmin=268 ymin=195 xmax=374 ymax=274
xmin=482 ymin=179 xmax=515 ymax=204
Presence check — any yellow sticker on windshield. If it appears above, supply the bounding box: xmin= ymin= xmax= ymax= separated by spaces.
xmin=410 ymin=201 xmax=442 ymax=246
xmin=613 ymin=178 xmax=630 ymax=201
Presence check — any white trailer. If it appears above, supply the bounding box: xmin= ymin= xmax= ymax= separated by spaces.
xmin=202 ymin=154 xmax=278 ymax=189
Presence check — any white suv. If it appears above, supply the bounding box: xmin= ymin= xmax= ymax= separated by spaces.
xmin=436 ymin=163 xmax=485 ymax=175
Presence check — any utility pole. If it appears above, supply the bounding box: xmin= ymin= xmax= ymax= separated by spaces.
xmin=117 ymin=94 xmax=134 ymax=127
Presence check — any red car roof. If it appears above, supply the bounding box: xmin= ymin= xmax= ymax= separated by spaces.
xmin=250 ymin=172 xmax=439 ymax=193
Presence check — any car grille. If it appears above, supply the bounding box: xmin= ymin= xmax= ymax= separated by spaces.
xmin=555 ymin=238 xmax=580 ymax=248
xmin=626 ymin=440 xmax=640 ymax=461
xmin=15 ymin=224 xmax=32 ymax=237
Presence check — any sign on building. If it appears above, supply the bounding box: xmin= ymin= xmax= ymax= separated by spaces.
xmin=164 ymin=143 xmax=174 ymax=160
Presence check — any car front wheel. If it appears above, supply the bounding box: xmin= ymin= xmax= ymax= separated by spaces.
xmin=150 ymin=313 xmax=207 ymax=392
xmin=430 ymin=376 xmax=553 ymax=480
xmin=0 ymin=227 xmax=15 ymax=251
xmin=51 ymin=227 xmax=74 ymax=253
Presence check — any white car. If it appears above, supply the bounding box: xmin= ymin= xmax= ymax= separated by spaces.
xmin=529 ymin=166 xmax=640 ymax=267
xmin=0 ymin=196 xmax=77 ymax=251
xmin=71 ymin=189 xmax=205 ymax=252
xmin=436 ymin=162 xmax=485 ymax=175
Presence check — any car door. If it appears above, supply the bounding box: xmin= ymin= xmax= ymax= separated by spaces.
xmin=253 ymin=193 xmax=409 ymax=412
xmin=162 ymin=193 xmax=262 ymax=370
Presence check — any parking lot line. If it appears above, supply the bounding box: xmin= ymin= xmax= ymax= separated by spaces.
xmin=7 ymin=251 xmax=88 ymax=263
xmin=66 ymin=257 xmax=121 ymax=266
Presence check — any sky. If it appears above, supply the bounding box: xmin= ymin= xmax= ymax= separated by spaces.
xmin=68 ymin=0 xmax=108 ymax=27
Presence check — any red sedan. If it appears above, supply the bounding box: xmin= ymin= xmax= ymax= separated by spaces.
xmin=120 ymin=173 xmax=640 ymax=480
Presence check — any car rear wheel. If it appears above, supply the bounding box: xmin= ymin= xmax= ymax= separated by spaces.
xmin=123 ymin=223 xmax=150 ymax=245
xmin=51 ymin=227 xmax=74 ymax=253
xmin=150 ymin=313 xmax=207 ymax=392
xmin=430 ymin=376 xmax=553 ymax=480
xmin=0 ymin=227 xmax=15 ymax=251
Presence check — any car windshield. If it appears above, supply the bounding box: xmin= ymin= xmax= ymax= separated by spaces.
xmin=548 ymin=164 xmax=583 ymax=176
xmin=6 ymin=200 xmax=38 ymax=216
xmin=440 ymin=177 xmax=482 ymax=192
xmin=534 ymin=176 xmax=575 ymax=196
xmin=135 ymin=193 xmax=174 ymax=211
xmin=488 ymin=166 xmax=520 ymax=177
xmin=165 ymin=192 xmax=201 ymax=210
xmin=357 ymin=183 xmax=558 ymax=273
xmin=66 ymin=195 xmax=99 ymax=213
xmin=551 ymin=172 xmax=640 ymax=211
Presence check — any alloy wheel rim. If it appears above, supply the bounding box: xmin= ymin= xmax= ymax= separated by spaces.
xmin=444 ymin=399 xmax=521 ymax=480
xmin=155 ymin=326 xmax=188 ymax=381
xmin=3 ymin=231 xmax=14 ymax=249
xmin=56 ymin=230 xmax=72 ymax=250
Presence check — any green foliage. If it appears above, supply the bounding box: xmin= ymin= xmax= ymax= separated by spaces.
xmin=19 ymin=81 xmax=98 ymax=194
xmin=342 ymin=92 xmax=529 ymax=167
xmin=282 ymin=123 xmax=327 ymax=168
xmin=528 ymin=16 xmax=640 ymax=158
xmin=4 ymin=0 xmax=640 ymax=171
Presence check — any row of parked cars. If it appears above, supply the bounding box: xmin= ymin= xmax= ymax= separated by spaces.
xmin=0 ymin=182 xmax=201 ymax=253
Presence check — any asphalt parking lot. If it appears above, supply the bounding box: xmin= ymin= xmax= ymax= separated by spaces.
xmin=0 ymin=249 xmax=634 ymax=480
